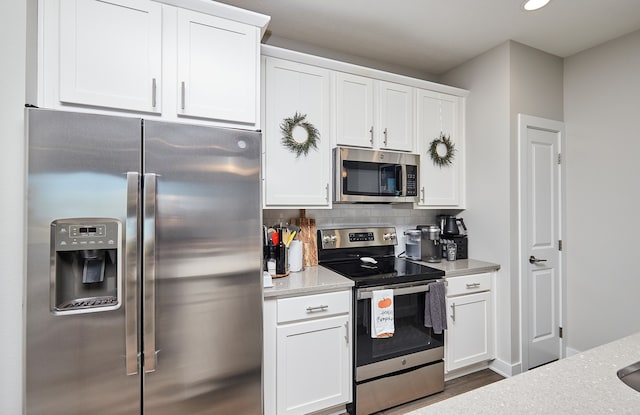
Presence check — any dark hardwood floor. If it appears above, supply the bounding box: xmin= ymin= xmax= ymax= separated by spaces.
xmin=373 ymin=369 xmax=505 ymax=415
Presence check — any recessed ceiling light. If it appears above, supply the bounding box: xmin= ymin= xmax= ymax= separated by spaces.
xmin=523 ymin=0 xmax=551 ymax=11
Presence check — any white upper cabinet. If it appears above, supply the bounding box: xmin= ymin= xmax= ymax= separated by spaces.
xmin=37 ymin=0 xmax=268 ymax=128
xmin=416 ymin=89 xmax=465 ymax=208
xmin=59 ymin=0 xmax=162 ymax=113
xmin=263 ymin=57 xmax=332 ymax=208
xmin=378 ymin=81 xmax=414 ymax=151
xmin=335 ymin=73 xmax=375 ymax=148
xmin=335 ymin=73 xmax=414 ymax=152
xmin=176 ymin=9 xmax=259 ymax=124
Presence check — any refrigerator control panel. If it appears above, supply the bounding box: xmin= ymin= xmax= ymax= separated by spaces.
xmin=54 ymin=221 xmax=118 ymax=252
xmin=50 ymin=218 xmax=122 ymax=315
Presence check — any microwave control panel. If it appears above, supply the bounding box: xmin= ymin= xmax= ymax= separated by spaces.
xmin=406 ymin=165 xmax=418 ymax=196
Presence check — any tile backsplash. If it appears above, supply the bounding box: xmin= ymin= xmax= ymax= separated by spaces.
xmin=263 ymin=205 xmax=445 ymax=256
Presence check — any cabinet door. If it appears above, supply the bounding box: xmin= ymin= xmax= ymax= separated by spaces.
xmin=276 ymin=315 xmax=351 ymax=415
xmin=416 ymin=90 xmax=464 ymax=207
xmin=264 ymin=58 xmax=332 ymax=207
xmin=177 ymin=9 xmax=259 ymax=124
xmin=378 ymin=81 xmax=414 ymax=151
xmin=445 ymin=291 xmax=494 ymax=372
xmin=335 ymin=73 xmax=375 ymax=148
xmin=59 ymin=0 xmax=162 ymax=113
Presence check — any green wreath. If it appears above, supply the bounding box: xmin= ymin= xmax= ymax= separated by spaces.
xmin=280 ymin=112 xmax=320 ymax=158
xmin=428 ymin=132 xmax=456 ymax=168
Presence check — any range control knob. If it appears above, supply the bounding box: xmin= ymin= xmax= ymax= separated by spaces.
xmin=383 ymin=232 xmax=397 ymax=241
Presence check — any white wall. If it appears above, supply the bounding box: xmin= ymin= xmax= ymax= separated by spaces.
xmin=508 ymin=42 xmax=564 ymax=362
xmin=564 ymin=29 xmax=640 ymax=352
xmin=439 ymin=41 xmax=564 ymax=373
xmin=0 ymin=0 xmax=27 ymax=413
xmin=439 ymin=43 xmax=514 ymax=368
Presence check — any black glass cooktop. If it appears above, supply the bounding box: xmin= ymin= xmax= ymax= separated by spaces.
xmin=321 ymin=257 xmax=444 ymax=288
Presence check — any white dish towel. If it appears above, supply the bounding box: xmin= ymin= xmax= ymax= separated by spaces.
xmin=371 ymin=289 xmax=395 ymax=338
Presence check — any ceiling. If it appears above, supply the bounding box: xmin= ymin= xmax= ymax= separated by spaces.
xmin=217 ymin=0 xmax=640 ymax=75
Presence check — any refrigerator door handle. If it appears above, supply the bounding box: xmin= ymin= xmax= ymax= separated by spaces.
xmin=125 ymin=172 xmax=139 ymax=375
xmin=143 ymin=173 xmax=158 ymax=373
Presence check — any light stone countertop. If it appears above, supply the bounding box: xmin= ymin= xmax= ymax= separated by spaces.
xmin=410 ymin=258 xmax=500 ymax=277
xmin=406 ymin=331 xmax=640 ymax=415
xmin=263 ymin=265 xmax=354 ymax=299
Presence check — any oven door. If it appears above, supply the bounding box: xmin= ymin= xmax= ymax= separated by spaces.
xmin=354 ymin=283 xmax=444 ymax=382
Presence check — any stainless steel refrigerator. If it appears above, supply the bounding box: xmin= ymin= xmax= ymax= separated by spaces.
xmin=25 ymin=108 xmax=263 ymax=414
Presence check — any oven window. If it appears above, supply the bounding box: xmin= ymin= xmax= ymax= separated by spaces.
xmin=355 ymin=291 xmax=443 ymax=367
xmin=343 ymin=161 xmax=402 ymax=196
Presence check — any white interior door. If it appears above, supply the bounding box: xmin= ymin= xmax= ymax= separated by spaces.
xmin=519 ymin=114 xmax=564 ymax=370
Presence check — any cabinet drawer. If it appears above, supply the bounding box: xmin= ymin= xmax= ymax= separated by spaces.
xmin=446 ymin=273 xmax=492 ymax=297
xmin=277 ymin=291 xmax=350 ymax=323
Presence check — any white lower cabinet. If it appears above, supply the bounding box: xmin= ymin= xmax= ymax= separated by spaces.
xmin=264 ymin=291 xmax=352 ymax=415
xmin=445 ymin=273 xmax=495 ymax=372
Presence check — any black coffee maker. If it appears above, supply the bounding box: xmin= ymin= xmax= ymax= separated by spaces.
xmin=438 ymin=215 xmax=468 ymax=259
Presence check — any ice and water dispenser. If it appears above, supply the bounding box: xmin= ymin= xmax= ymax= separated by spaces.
xmin=50 ymin=218 xmax=122 ymax=314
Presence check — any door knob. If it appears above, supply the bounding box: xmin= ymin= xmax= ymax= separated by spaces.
xmin=529 ymin=255 xmax=547 ymax=264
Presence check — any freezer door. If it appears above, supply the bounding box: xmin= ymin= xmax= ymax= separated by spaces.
xmin=142 ymin=121 xmax=263 ymax=414
xmin=26 ymin=109 xmax=142 ymax=415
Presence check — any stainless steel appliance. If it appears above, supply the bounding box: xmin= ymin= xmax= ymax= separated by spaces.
xmin=334 ymin=147 xmax=419 ymax=203
xmin=417 ymin=225 xmax=442 ymax=263
xmin=318 ymin=227 xmax=445 ymax=415
xmin=25 ymin=109 xmax=263 ymax=415
xmin=438 ymin=216 xmax=468 ymax=260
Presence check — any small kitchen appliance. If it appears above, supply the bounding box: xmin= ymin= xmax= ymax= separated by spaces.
xmin=438 ymin=216 xmax=469 ymax=260
xmin=417 ymin=224 xmax=442 ymax=263
xmin=318 ymin=227 xmax=445 ymax=415
xmin=334 ymin=147 xmax=419 ymax=203
xmin=404 ymin=229 xmax=422 ymax=260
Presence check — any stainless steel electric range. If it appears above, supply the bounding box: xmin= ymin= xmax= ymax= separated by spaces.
xmin=318 ymin=227 xmax=446 ymax=415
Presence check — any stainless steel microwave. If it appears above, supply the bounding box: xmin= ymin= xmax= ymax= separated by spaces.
xmin=334 ymin=147 xmax=419 ymax=203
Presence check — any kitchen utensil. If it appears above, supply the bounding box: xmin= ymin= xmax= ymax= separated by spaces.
xmin=290 ymin=209 xmax=318 ymax=266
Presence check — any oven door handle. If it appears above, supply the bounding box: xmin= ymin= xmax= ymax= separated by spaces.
xmin=357 ymin=283 xmax=433 ymax=300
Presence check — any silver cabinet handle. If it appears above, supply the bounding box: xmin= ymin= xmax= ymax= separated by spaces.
xmin=420 ymin=186 xmax=425 ymax=202
xmin=383 ymin=128 xmax=388 ymax=146
xmin=180 ymin=81 xmax=186 ymax=110
xmin=369 ymin=126 xmax=374 ymax=145
xmin=125 ymin=172 xmax=139 ymax=375
xmin=306 ymin=305 xmax=329 ymax=313
xmin=529 ymin=255 xmax=547 ymax=264
xmin=450 ymin=302 xmax=456 ymax=322
xmin=151 ymin=78 xmax=157 ymax=108
xmin=325 ymin=183 xmax=329 ymax=203
xmin=344 ymin=321 xmax=349 ymax=345
xmin=466 ymin=282 xmax=481 ymax=289
xmin=143 ymin=173 xmax=157 ymax=373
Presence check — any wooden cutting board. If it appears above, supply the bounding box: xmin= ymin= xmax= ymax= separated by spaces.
xmin=289 ymin=209 xmax=317 ymax=266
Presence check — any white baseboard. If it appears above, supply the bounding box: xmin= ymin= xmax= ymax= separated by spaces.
xmin=565 ymin=347 xmax=581 ymax=357
xmin=489 ymin=357 xmax=521 ymax=377
xmin=445 ymin=361 xmax=491 ymax=381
